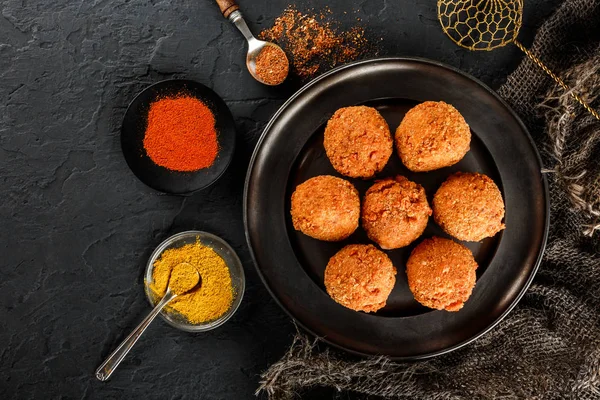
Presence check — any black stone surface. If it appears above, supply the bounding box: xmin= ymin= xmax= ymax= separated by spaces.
xmin=0 ymin=0 xmax=560 ymax=398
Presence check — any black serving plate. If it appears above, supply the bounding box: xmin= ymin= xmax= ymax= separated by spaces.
xmin=121 ymin=79 xmax=236 ymax=194
xmin=244 ymin=58 xmax=549 ymax=359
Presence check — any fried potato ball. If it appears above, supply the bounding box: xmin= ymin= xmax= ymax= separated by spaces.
xmin=324 ymin=244 xmax=397 ymax=313
xmin=406 ymin=237 xmax=478 ymax=312
xmin=361 ymin=176 xmax=432 ymax=249
xmin=395 ymin=101 xmax=471 ymax=172
xmin=433 ymin=172 xmax=506 ymax=242
xmin=291 ymin=175 xmax=360 ymax=241
xmin=324 ymin=106 xmax=393 ymax=178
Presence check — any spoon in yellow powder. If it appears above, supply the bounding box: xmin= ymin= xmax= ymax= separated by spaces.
xmin=95 ymin=263 xmax=200 ymax=381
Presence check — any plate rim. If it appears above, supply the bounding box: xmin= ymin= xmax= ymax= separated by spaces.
xmin=243 ymin=57 xmax=550 ymax=360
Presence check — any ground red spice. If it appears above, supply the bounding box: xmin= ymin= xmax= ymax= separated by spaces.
xmin=143 ymin=95 xmax=218 ymax=172
xmin=255 ymin=45 xmax=289 ymax=85
xmin=259 ymin=6 xmax=376 ymax=80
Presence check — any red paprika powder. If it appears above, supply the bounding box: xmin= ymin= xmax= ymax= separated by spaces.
xmin=143 ymin=95 xmax=218 ymax=172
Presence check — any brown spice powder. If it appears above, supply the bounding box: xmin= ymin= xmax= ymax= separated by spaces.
xmin=259 ymin=6 xmax=376 ymax=80
xmin=255 ymin=45 xmax=289 ymax=85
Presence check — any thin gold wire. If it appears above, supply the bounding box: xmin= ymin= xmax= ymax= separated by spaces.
xmin=437 ymin=0 xmax=600 ymax=120
xmin=513 ymin=40 xmax=600 ymax=120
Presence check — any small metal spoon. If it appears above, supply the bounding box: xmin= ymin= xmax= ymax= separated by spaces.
xmin=215 ymin=0 xmax=288 ymax=85
xmin=95 ymin=264 xmax=200 ymax=381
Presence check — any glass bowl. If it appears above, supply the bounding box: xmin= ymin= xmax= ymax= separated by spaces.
xmin=144 ymin=230 xmax=245 ymax=332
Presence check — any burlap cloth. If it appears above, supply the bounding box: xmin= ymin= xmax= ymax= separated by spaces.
xmin=258 ymin=0 xmax=600 ymax=398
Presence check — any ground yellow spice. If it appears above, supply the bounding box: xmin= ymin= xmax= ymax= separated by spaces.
xmin=149 ymin=240 xmax=233 ymax=324
xmin=168 ymin=262 xmax=199 ymax=295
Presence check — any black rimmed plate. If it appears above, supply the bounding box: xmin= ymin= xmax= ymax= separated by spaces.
xmin=121 ymin=79 xmax=236 ymax=194
xmin=244 ymin=58 xmax=549 ymax=359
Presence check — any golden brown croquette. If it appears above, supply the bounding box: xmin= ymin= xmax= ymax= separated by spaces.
xmin=361 ymin=176 xmax=432 ymax=249
xmin=433 ymin=172 xmax=506 ymax=241
xmin=406 ymin=237 xmax=478 ymax=312
xmin=324 ymin=244 xmax=396 ymax=313
xmin=291 ymin=175 xmax=360 ymax=241
xmin=324 ymin=106 xmax=393 ymax=178
xmin=395 ymin=101 xmax=471 ymax=172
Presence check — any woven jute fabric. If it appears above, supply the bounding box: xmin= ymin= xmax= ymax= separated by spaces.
xmin=257 ymin=0 xmax=600 ymax=398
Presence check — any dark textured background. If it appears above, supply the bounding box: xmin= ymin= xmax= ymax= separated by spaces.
xmin=1 ymin=0 xmax=561 ymax=398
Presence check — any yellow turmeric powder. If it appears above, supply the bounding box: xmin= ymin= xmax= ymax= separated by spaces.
xmin=149 ymin=240 xmax=233 ymax=323
xmin=168 ymin=262 xmax=199 ymax=295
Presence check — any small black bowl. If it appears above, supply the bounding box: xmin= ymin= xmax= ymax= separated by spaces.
xmin=121 ymin=79 xmax=236 ymax=194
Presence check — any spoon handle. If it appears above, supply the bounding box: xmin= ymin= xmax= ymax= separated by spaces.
xmin=215 ymin=0 xmax=239 ymax=18
xmin=95 ymin=290 xmax=177 ymax=381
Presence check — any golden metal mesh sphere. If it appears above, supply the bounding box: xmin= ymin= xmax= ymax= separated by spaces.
xmin=438 ymin=0 xmax=523 ymax=51
xmin=437 ymin=0 xmax=598 ymax=119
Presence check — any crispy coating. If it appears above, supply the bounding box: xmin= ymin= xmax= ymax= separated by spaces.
xmin=361 ymin=176 xmax=432 ymax=249
xmin=324 ymin=106 xmax=393 ymax=178
xmin=433 ymin=172 xmax=506 ymax=241
xmin=291 ymin=175 xmax=360 ymax=241
xmin=324 ymin=244 xmax=397 ymax=313
xmin=395 ymin=101 xmax=471 ymax=172
xmin=406 ymin=237 xmax=478 ymax=312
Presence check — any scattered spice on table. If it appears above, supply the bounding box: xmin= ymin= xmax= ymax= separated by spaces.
xmin=259 ymin=6 xmax=377 ymax=80
xmin=255 ymin=45 xmax=289 ymax=85
xmin=143 ymin=95 xmax=218 ymax=172
xmin=149 ymin=240 xmax=233 ymax=324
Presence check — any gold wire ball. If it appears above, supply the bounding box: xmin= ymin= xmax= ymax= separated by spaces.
xmin=438 ymin=0 xmax=523 ymax=51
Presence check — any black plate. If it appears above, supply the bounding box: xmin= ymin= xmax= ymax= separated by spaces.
xmin=244 ymin=58 xmax=549 ymax=360
xmin=121 ymin=79 xmax=236 ymax=194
